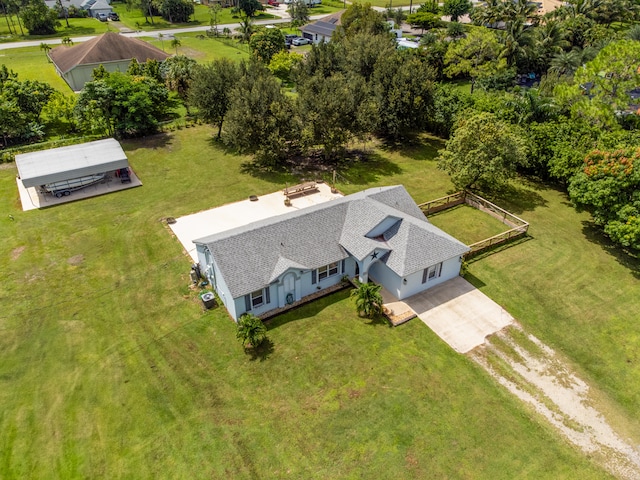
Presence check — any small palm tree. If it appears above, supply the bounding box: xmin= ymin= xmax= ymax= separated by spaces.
xmin=62 ymin=36 xmax=73 ymax=46
xmin=40 ymin=42 xmax=51 ymax=62
xmin=549 ymin=49 xmax=582 ymax=76
xmin=350 ymin=280 xmax=384 ymax=318
xmin=236 ymin=313 xmax=267 ymax=349
xmin=171 ymin=38 xmax=181 ymax=54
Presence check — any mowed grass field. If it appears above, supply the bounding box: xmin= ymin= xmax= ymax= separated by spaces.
xmin=1 ymin=126 xmax=637 ymax=478
xmin=0 ymin=46 xmax=71 ymax=92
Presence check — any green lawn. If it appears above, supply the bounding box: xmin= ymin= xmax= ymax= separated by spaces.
xmin=0 ymin=126 xmax=632 ymax=478
xmin=0 ymin=16 xmax=110 ymax=42
xmin=0 ymin=45 xmax=71 ymax=92
xmin=145 ymin=32 xmax=251 ymax=61
xmin=427 ymin=203 xmax=509 ymax=246
xmin=111 ymin=3 xmax=276 ymax=32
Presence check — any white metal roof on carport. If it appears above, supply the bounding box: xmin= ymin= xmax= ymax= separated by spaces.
xmin=16 ymin=138 xmax=129 ymax=188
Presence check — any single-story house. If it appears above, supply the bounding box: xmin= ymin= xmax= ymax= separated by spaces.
xmin=44 ymin=0 xmax=111 ymax=14
xmin=84 ymin=0 xmax=113 ymax=18
xmin=49 ymin=32 xmax=169 ymax=92
xmin=193 ymin=185 xmax=469 ymax=321
xmin=300 ymin=11 xmax=343 ymax=44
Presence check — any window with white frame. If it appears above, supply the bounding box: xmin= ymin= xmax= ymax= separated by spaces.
xmin=251 ymin=289 xmax=264 ymax=308
xmin=318 ymin=262 xmax=339 ymax=281
xmin=422 ymin=262 xmax=442 ymax=284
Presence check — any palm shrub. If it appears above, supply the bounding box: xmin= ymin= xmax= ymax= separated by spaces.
xmin=236 ymin=313 xmax=267 ymax=348
xmin=350 ymin=280 xmax=384 ymax=318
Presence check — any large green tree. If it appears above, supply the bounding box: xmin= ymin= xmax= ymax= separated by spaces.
xmin=189 ymin=58 xmax=239 ymax=138
xmin=297 ymin=72 xmax=372 ymax=160
xmin=287 ymin=0 xmax=309 ymax=26
xmin=158 ymin=0 xmax=193 ymax=23
xmin=235 ymin=0 xmax=262 ymax=42
xmin=338 ymin=2 xmax=388 ymax=37
xmin=557 ymin=40 xmax=640 ymax=129
xmin=249 ymin=28 xmax=285 ymax=64
xmin=75 ymin=71 xmax=170 ymax=137
xmin=223 ymin=60 xmax=298 ymax=165
xmin=443 ymin=0 xmax=472 ymax=22
xmin=444 ymin=28 xmax=506 ymax=93
xmin=372 ymin=53 xmax=435 ymax=139
xmin=161 ymin=54 xmax=197 ymax=112
xmin=438 ymin=111 xmax=527 ymax=191
xmin=569 ymin=148 xmax=640 ymax=250
xmin=20 ymin=0 xmax=58 ymax=35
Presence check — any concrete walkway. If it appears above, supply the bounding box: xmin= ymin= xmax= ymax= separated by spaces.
xmin=404 ymin=276 xmax=513 ymax=353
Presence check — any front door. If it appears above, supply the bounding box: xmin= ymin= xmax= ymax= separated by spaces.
xmin=284 ymin=273 xmax=296 ymax=305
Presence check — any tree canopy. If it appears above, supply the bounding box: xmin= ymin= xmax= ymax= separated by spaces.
xmin=569 ymin=148 xmax=640 ymax=250
xmin=75 ymin=71 xmax=170 ymax=138
xmin=438 ymin=111 xmax=527 ymax=191
xmin=189 ymin=58 xmax=239 ymax=138
xmin=249 ymin=28 xmax=285 ymax=64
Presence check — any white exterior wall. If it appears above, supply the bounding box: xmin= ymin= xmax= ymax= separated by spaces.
xmin=369 ymin=260 xmax=402 ymax=297
xmin=234 ymin=283 xmax=277 ymax=319
xmin=196 ymin=244 xmax=238 ymax=320
xmin=369 ymin=255 xmax=463 ymax=300
xmin=198 ymin=249 xmax=356 ymax=321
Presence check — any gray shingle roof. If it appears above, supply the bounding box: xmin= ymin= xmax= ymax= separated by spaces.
xmin=194 ymin=186 xmax=469 ymax=298
xmin=300 ymin=11 xmax=343 ymax=37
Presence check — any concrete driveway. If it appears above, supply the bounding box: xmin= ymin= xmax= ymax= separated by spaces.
xmin=405 ymin=276 xmax=513 ymax=354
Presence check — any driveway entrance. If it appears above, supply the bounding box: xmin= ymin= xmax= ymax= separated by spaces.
xmin=404 ymin=276 xmax=513 ymax=353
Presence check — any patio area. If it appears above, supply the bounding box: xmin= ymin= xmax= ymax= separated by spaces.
xmin=16 ymin=169 xmax=142 ymax=211
xmin=169 ymin=182 xmax=343 ymax=262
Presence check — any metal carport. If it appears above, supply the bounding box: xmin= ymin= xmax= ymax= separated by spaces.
xmin=16 ymin=139 xmax=129 ymax=188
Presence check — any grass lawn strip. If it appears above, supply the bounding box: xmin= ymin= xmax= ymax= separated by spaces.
xmin=0 ymin=126 xmax=616 ymax=478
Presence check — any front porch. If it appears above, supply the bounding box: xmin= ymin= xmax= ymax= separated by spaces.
xmin=377 ymin=283 xmax=417 ymax=327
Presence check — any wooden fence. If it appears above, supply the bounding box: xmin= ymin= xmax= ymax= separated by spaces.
xmin=419 ymin=191 xmax=529 ymax=259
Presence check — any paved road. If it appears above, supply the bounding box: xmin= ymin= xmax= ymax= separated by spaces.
xmin=0 ymin=14 xmax=328 ymax=51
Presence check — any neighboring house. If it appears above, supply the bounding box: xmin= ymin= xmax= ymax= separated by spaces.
xmin=49 ymin=32 xmax=169 ymax=92
xmin=194 ymin=186 xmax=469 ymax=321
xmin=300 ymin=11 xmax=343 ymax=44
xmin=44 ymin=0 xmax=111 ymax=14
xmin=83 ymin=0 xmax=113 ymax=18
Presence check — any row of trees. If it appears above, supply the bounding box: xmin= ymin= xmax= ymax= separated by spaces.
xmin=190 ymin=47 xmax=434 ymax=165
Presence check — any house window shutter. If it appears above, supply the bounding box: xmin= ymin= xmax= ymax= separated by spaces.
xmin=422 ymin=268 xmax=428 ymax=284
xmin=341 ymin=259 xmax=345 ymax=274
xmin=265 ymin=287 xmax=271 ymax=304
xmin=312 ymin=270 xmax=317 ymax=284
xmin=244 ymin=294 xmax=251 ymax=311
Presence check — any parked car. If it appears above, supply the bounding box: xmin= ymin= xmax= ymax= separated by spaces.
xmin=108 ymin=12 xmax=119 ymax=20
xmin=292 ymin=37 xmax=311 ymax=46
xmin=97 ymin=12 xmax=108 ymax=21
xmin=267 ymin=0 xmax=280 ymax=6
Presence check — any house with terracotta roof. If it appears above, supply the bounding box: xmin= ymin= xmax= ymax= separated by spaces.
xmin=193 ymin=186 xmax=469 ymax=321
xmin=49 ymin=32 xmax=169 ymax=91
